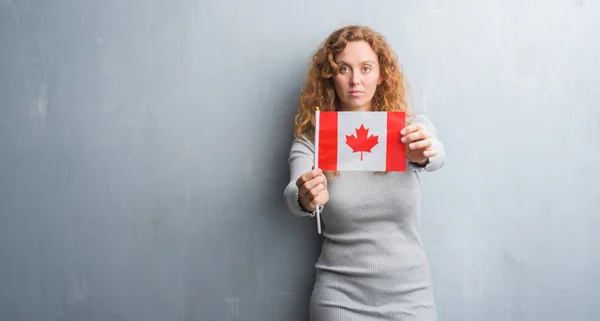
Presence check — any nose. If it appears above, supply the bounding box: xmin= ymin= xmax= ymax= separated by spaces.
xmin=350 ymin=71 xmax=361 ymax=86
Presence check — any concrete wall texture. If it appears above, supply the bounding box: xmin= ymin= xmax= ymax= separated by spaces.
xmin=1 ymin=0 xmax=599 ymax=320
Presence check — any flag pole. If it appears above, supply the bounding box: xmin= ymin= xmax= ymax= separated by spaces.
xmin=314 ymin=107 xmax=322 ymax=234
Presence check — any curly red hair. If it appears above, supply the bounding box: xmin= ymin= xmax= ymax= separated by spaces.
xmin=294 ymin=25 xmax=410 ymax=139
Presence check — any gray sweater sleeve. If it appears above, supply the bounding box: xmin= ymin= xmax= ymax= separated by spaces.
xmin=283 ymin=135 xmax=317 ymax=217
xmin=406 ymin=113 xmax=446 ymax=172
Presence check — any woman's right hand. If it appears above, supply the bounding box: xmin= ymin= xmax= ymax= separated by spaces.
xmin=295 ymin=168 xmax=329 ymax=212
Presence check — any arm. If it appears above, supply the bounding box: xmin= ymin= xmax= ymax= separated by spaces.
xmin=406 ymin=113 xmax=446 ymax=172
xmin=283 ymin=135 xmax=318 ymax=217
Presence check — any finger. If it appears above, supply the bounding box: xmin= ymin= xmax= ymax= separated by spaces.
xmin=296 ymin=168 xmax=322 ymax=187
xmin=423 ymin=148 xmax=437 ymax=158
xmin=409 ymin=138 xmax=432 ymax=150
xmin=308 ymin=183 xmax=326 ymax=199
xmin=400 ymin=123 xmax=425 ymax=136
xmin=299 ymin=175 xmax=326 ymax=197
xmin=319 ymin=173 xmax=328 ymax=188
xmin=303 ymin=168 xmax=322 ymax=181
xmin=402 ymin=129 xmax=430 ymax=143
xmin=310 ymin=191 xmax=328 ymax=209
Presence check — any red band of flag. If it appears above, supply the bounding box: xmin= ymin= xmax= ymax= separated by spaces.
xmin=386 ymin=112 xmax=406 ymax=171
xmin=318 ymin=112 xmax=338 ymax=170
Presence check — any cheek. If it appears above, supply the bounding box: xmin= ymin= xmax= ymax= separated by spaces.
xmin=367 ymin=74 xmax=380 ymax=89
xmin=333 ymin=75 xmax=345 ymax=87
xmin=333 ymin=75 xmax=348 ymax=94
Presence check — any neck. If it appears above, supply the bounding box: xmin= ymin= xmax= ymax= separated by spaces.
xmin=339 ymin=102 xmax=372 ymax=112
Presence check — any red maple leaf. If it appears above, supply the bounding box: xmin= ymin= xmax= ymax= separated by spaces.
xmin=345 ymin=124 xmax=379 ymax=161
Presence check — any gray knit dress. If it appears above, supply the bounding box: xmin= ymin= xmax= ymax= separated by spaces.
xmin=284 ymin=114 xmax=446 ymax=321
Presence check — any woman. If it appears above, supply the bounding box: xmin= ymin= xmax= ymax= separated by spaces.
xmin=284 ymin=25 xmax=446 ymax=321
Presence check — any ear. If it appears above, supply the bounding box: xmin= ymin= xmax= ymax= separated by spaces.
xmin=377 ymin=76 xmax=383 ymax=85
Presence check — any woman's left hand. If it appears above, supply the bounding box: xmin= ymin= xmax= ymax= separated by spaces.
xmin=401 ymin=123 xmax=437 ymax=165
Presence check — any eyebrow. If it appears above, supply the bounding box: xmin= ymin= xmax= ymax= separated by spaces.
xmin=336 ymin=60 xmax=377 ymax=65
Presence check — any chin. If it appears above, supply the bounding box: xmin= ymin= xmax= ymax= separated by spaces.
xmin=350 ymin=101 xmax=370 ymax=110
xmin=340 ymin=97 xmax=373 ymax=111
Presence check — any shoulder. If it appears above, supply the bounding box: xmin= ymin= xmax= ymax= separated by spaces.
xmin=291 ymin=133 xmax=315 ymax=152
xmin=407 ymin=113 xmax=434 ymax=126
xmin=406 ymin=113 xmax=440 ymax=133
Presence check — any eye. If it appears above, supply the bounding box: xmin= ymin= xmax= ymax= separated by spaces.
xmin=339 ymin=65 xmax=350 ymax=73
xmin=362 ymin=66 xmax=372 ymax=73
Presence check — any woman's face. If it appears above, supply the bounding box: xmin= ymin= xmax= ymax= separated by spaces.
xmin=333 ymin=41 xmax=382 ymax=112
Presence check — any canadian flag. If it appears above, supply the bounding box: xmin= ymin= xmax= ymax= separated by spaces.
xmin=316 ymin=111 xmax=406 ymax=171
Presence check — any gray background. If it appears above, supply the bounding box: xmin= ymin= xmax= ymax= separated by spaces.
xmin=1 ymin=0 xmax=599 ymax=320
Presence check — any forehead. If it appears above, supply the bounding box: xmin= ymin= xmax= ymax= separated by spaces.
xmin=335 ymin=41 xmax=378 ymax=63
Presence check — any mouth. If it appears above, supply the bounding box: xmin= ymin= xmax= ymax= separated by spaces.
xmin=349 ymin=91 xmax=363 ymax=95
